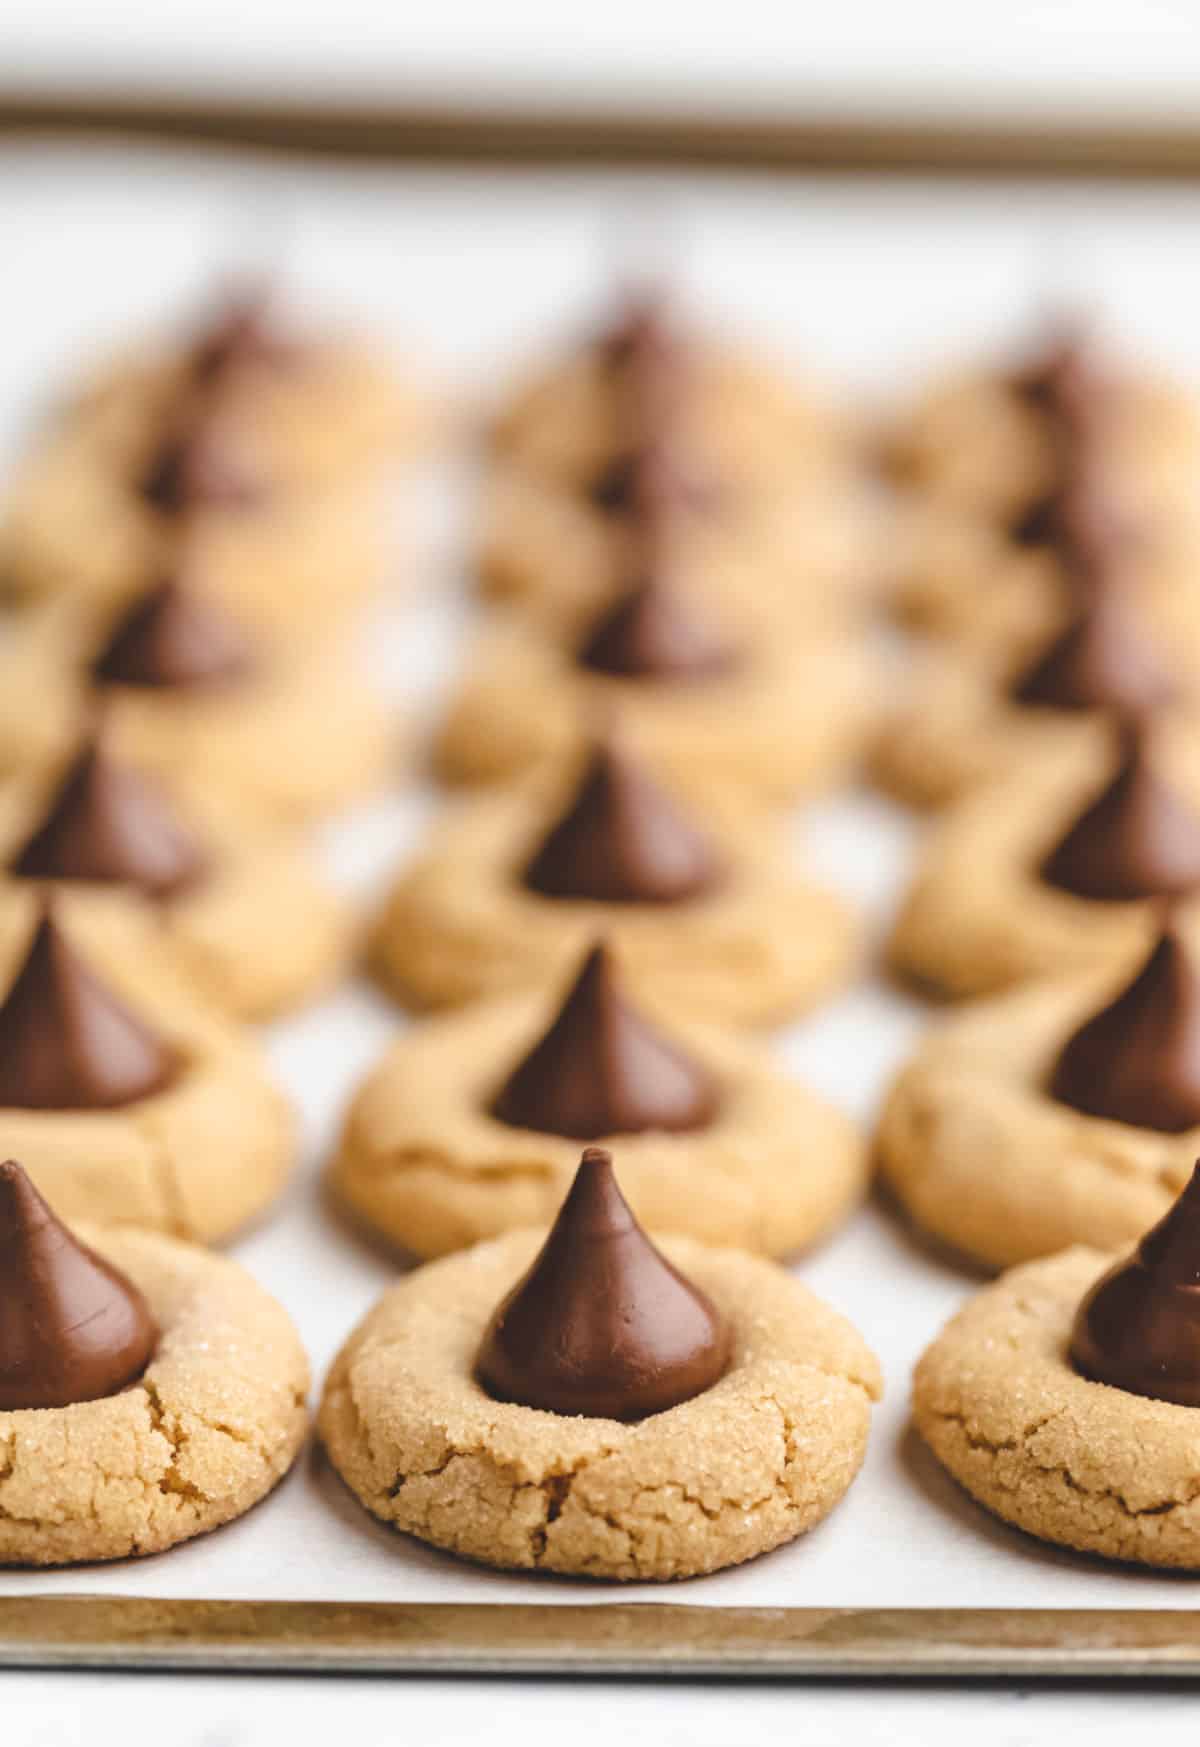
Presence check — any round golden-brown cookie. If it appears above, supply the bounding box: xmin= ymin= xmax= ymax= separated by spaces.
xmin=490 ymin=333 xmax=854 ymax=496
xmin=0 ymin=1222 xmax=308 ymax=1566
xmin=0 ymin=761 xmax=355 ymax=1021
xmin=889 ymin=493 xmax=1200 ymax=657
xmin=0 ymin=906 xmax=295 ymax=1243
xmin=914 ymin=1247 xmax=1200 ymax=1569
xmin=0 ymin=425 xmax=390 ymax=637
xmin=877 ymin=968 xmax=1200 ymax=1269
xmin=319 ymin=1229 xmax=880 ymax=1581
xmin=872 ymin=599 xmax=1200 ymax=810
xmin=370 ymin=776 xmax=860 ymax=1025
xmin=0 ymin=596 xmax=392 ymax=824
xmin=475 ymin=465 xmax=877 ymax=637
xmin=434 ymin=611 xmax=875 ymax=801
xmin=66 ymin=332 xmax=433 ymax=487
xmin=330 ymin=987 xmax=867 ymax=1258
xmin=888 ymin=363 xmax=1200 ymax=521
xmin=887 ymin=733 xmax=1200 ymax=998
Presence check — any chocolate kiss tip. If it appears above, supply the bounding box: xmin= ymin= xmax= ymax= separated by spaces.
xmin=11 ymin=740 xmax=207 ymax=899
xmin=1070 ymin=1159 xmax=1200 ymax=1406
xmin=1050 ymin=924 xmax=1200 ymax=1133
xmin=475 ymin=1146 xmax=731 ymax=1421
xmin=91 ymin=576 xmax=255 ymax=692
xmin=0 ymin=912 xmax=179 ymax=1112
xmin=1040 ymin=725 xmax=1200 ymax=903
xmin=579 ymin=571 xmax=738 ymax=684
xmin=490 ymin=941 xmax=720 ymax=1141
xmin=523 ymin=739 xmax=723 ymax=906
xmin=0 ymin=1159 xmax=158 ymax=1411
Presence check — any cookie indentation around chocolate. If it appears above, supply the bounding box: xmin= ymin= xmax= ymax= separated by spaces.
xmin=475 ymin=1145 xmax=731 ymax=1420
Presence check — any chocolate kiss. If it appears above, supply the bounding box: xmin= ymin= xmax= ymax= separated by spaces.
xmin=1010 ymin=583 xmax=1173 ymax=716
xmin=1050 ymin=924 xmax=1200 ymax=1132
xmin=140 ymin=413 xmax=267 ymax=516
xmin=491 ymin=942 xmax=720 ymax=1140
xmin=476 ymin=1145 xmax=731 ymax=1420
xmin=188 ymin=282 xmax=301 ymax=386
xmin=1070 ymin=1161 xmax=1200 ymax=1406
xmin=588 ymin=439 xmax=720 ymax=519
xmin=598 ymin=288 xmax=675 ymax=369
xmin=523 ymin=739 xmax=724 ymax=905
xmin=0 ymin=1159 xmax=158 ymax=1411
xmin=91 ymin=576 xmax=255 ymax=691
xmin=1011 ymin=322 xmax=1100 ymax=421
xmin=578 ymin=570 xmax=739 ymax=684
xmin=0 ymin=911 xmax=178 ymax=1111
xmin=12 ymin=738 xmax=207 ymax=899
xmin=1040 ymin=725 xmax=1200 ymax=903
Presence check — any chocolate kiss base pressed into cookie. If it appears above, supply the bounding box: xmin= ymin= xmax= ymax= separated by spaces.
xmin=0 ymin=1158 xmax=158 ymax=1411
xmin=1071 ymin=1162 xmax=1200 ymax=1407
xmin=1040 ymin=725 xmax=1200 ymax=903
xmin=91 ymin=575 xmax=256 ymax=691
xmin=12 ymin=738 xmax=207 ymax=899
xmin=490 ymin=941 xmax=720 ymax=1140
xmin=476 ymin=1146 xmax=731 ymax=1422
xmin=523 ymin=739 xmax=724 ymax=906
xmin=1050 ymin=922 xmax=1200 ymax=1133
xmin=0 ymin=910 xmax=179 ymax=1111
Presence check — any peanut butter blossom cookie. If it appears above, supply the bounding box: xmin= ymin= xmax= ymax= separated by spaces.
xmin=0 ymin=388 xmax=389 ymax=638
xmin=372 ymin=733 xmax=859 ymax=1024
xmin=65 ymin=280 xmax=430 ymax=486
xmin=0 ymin=904 xmax=293 ymax=1241
xmin=0 ymin=733 xmax=352 ymax=1020
xmin=880 ymin=916 xmax=1200 ymax=1268
xmin=490 ymin=287 xmax=853 ymax=500
xmin=889 ymin=718 xmax=1200 ymax=997
xmin=0 ymin=572 xmax=390 ymax=822
xmin=915 ymin=1166 xmax=1200 ymax=1568
xmin=438 ymin=528 xmax=873 ymax=801
xmin=333 ymin=940 xmax=867 ymax=1258
xmin=0 ymin=1159 xmax=307 ymax=1566
xmin=321 ymin=1146 xmax=880 ymax=1580
xmin=875 ymin=547 xmax=1199 ymax=810
xmin=889 ymin=321 xmax=1200 ymax=527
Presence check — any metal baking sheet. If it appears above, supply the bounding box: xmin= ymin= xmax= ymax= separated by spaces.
xmin=5 ymin=142 xmax=1200 ymax=1677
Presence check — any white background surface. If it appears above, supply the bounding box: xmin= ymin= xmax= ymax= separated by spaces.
xmin=3 ymin=0 xmax=1200 ymax=124
xmin=6 ymin=143 xmax=1200 ymax=1741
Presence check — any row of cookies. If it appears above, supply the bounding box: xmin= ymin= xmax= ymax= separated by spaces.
xmin=865 ymin=321 xmax=1200 ymax=1568
xmin=328 ymin=305 xmax=1200 ymax=1578
xmin=305 ymin=290 xmax=898 ymax=1580
xmin=0 ymin=282 xmax=426 ymax=1030
xmin=875 ymin=319 xmax=1200 ymax=1279
xmin=18 ymin=1085 xmax=1200 ymax=1578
